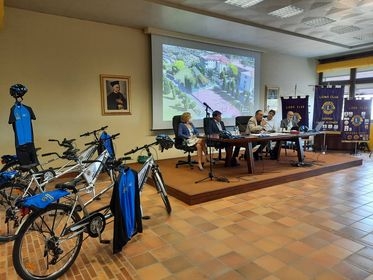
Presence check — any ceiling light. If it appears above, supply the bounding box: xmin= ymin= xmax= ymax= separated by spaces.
xmin=330 ymin=25 xmax=360 ymax=34
xmin=269 ymin=5 xmax=304 ymax=18
xmin=302 ymin=17 xmax=335 ymax=27
xmin=224 ymin=0 xmax=264 ymax=8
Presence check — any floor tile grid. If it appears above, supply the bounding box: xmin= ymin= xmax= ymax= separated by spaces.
xmin=3 ymin=154 xmax=373 ymax=279
xmin=129 ymin=156 xmax=373 ymax=280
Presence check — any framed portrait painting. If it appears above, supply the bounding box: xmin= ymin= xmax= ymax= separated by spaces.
xmin=100 ymin=74 xmax=131 ymax=115
xmin=264 ymin=86 xmax=279 ymax=112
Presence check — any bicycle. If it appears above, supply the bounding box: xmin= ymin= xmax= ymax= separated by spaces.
xmin=124 ymin=134 xmax=174 ymax=215
xmin=0 ymin=126 xmax=108 ymax=174
xmin=0 ymin=127 xmax=118 ymax=242
xmin=11 ymin=135 xmax=173 ymax=280
xmin=11 ymin=150 xmax=132 ymax=280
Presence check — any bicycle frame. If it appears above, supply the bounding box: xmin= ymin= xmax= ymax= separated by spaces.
xmin=18 ymin=143 xmax=99 ymax=198
xmin=137 ymin=155 xmax=154 ymax=192
xmin=16 ymin=149 xmax=115 ymax=238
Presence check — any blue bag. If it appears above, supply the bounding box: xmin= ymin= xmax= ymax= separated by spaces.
xmin=0 ymin=170 xmax=19 ymax=185
xmin=99 ymin=131 xmax=115 ymax=159
xmin=19 ymin=189 xmax=69 ymax=209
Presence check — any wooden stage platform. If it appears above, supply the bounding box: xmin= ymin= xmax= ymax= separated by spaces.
xmin=138 ymin=151 xmax=363 ymax=205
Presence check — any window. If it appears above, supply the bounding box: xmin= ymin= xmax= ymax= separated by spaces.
xmin=321 ymin=67 xmax=373 ymax=119
xmin=356 ymin=66 xmax=373 ymax=79
xmin=356 ymin=84 xmax=373 ymax=114
xmin=322 ymin=68 xmax=350 ymax=82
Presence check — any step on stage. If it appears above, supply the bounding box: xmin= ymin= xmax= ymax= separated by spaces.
xmin=136 ymin=151 xmax=362 ymax=205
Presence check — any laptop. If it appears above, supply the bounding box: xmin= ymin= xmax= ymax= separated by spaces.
xmin=308 ymin=121 xmax=324 ymax=132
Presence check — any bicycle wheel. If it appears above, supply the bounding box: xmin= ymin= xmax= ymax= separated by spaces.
xmin=13 ymin=203 xmax=83 ymax=280
xmin=152 ymin=171 xmax=172 ymax=214
xmin=0 ymin=181 xmax=32 ymax=242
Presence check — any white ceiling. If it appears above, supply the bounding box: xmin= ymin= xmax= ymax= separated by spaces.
xmin=5 ymin=0 xmax=373 ymax=58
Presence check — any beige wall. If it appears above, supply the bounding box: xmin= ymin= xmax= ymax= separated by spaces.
xmin=0 ymin=7 xmax=317 ymax=162
xmin=261 ymin=52 xmax=318 ymax=125
xmin=262 ymin=52 xmax=316 ymax=98
xmin=0 ymin=7 xmax=159 ymax=160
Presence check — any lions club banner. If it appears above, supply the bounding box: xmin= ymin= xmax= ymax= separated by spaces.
xmin=313 ymin=86 xmax=344 ymax=131
xmin=341 ymin=99 xmax=371 ymax=142
xmin=281 ymin=96 xmax=309 ymax=127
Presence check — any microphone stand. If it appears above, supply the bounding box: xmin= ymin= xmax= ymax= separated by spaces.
xmin=195 ymin=105 xmax=229 ymax=184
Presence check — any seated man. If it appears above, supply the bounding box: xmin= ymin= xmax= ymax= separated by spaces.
xmin=280 ymin=111 xmax=298 ymax=131
xmin=263 ymin=109 xmax=278 ymax=159
xmin=206 ymin=110 xmax=226 ymax=134
xmin=280 ymin=111 xmax=299 ymax=153
xmin=263 ymin=109 xmax=277 ymax=133
xmin=246 ymin=110 xmax=267 ymax=160
xmin=206 ymin=111 xmax=240 ymax=166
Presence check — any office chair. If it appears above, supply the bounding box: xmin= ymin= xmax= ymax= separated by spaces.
xmin=172 ymin=115 xmax=198 ymax=168
xmin=203 ymin=117 xmax=224 ymax=161
xmin=235 ymin=116 xmax=252 ymax=134
xmin=235 ymin=116 xmax=251 ymax=160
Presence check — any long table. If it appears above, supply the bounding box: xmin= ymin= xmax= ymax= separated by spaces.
xmin=207 ymin=132 xmax=319 ymax=174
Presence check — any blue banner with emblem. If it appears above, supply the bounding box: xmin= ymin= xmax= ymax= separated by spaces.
xmin=341 ymin=98 xmax=371 ymax=142
xmin=313 ymin=86 xmax=344 ymax=132
xmin=280 ymin=96 xmax=309 ymax=127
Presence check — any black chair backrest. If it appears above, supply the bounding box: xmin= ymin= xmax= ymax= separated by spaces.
xmin=235 ymin=116 xmax=251 ymax=133
xmin=172 ymin=115 xmax=185 ymax=149
xmin=203 ymin=117 xmax=212 ymax=135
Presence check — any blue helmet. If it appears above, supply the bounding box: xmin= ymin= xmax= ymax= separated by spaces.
xmin=10 ymin=84 xmax=28 ymax=98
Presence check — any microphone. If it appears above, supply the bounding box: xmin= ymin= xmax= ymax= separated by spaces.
xmin=203 ymin=102 xmax=213 ymax=111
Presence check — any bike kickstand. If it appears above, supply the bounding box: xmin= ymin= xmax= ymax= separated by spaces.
xmin=98 ymin=231 xmax=110 ymax=244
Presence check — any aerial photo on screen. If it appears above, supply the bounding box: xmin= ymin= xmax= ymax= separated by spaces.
xmin=162 ymin=44 xmax=256 ymax=121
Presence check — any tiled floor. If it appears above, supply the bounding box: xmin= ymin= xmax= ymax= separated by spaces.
xmin=3 ymin=153 xmax=373 ymax=279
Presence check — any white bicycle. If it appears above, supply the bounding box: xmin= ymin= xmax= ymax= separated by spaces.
xmin=123 ymin=134 xmax=174 ymax=215
xmin=0 ymin=127 xmax=117 ymax=242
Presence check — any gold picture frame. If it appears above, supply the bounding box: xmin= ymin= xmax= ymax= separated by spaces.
xmin=100 ymin=74 xmax=131 ymax=115
xmin=264 ymin=86 xmax=279 ymax=112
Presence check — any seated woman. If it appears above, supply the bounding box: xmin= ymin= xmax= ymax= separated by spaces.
xmin=178 ymin=112 xmax=208 ymax=170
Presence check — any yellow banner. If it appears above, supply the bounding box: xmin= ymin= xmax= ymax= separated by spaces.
xmin=317 ymin=56 xmax=373 ymax=73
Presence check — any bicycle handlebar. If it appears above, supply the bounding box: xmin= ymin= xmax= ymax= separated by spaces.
xmin=41 ymin=148 xmax=80 ymax=160
xmin=124 ymin=141 xmax=158 ymax=155
xmin=79 ymin=126 xmax=108 ymax=137
xmin=48 ymin=138 xmax=76 ymax=148
xmin=84 ymin=132 xmax=120 ymax=146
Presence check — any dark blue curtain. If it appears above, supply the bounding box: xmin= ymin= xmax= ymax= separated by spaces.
xmin=341 ymin=98 xmax=371 ymax=142
xmin=313 ymin=86 xmax=344 ymax=131
xmin=281 ymin=96 xmax=309 ymax=127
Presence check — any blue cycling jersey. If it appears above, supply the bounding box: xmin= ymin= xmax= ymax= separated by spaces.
xmin=110 ymin=167 xmax=142 ymax=253
xmin=9 ymin=103 xmax=36 ymax=147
